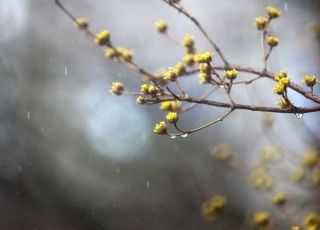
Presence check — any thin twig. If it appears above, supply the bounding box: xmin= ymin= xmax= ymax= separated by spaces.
xmin=162 ymin=0 xmax=229 ymax=67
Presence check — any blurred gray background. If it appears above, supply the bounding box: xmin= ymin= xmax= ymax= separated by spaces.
xmin=0 ymin=0 xmax=319 ymax=229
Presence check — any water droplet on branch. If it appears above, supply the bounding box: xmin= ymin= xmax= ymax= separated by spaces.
xmin=295 ymin=113 xmax=303 ymax=119
xmin=181 ymin=133 xmax=189 ymax=138
xmin=170 ymin=135 xmax=177 ymax=139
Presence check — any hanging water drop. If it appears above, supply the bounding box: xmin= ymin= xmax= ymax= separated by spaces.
xmin=181 ymin=133 xmax=189 ymax=138
xmin=295 ymin=113 xmax=303 ymax=119
xmin=170 ymin=135 xmax=177 ymax=139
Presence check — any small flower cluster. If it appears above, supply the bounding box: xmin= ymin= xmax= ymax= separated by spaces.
xmin=140 ymin=83 xmax=160 ymax=95
xmin=181 ymin=34 xmax=196 ymax=54
xmin=267 ymin=35 xmax=279 ymax=47
xmin=303 ymin=212 xmax=320 ymax=230
xmin=105 ymin=47 xmax=133 ymax=62
xmin=110 ymin=82 xmax=124 ymax=95
xmin=271 ymin=192 xmax=287 ymax=206
xmin=266 ymin=6 xmax=282 ymax=19
xmin=201 ymin=195 xmax=227 ymax=222
xmin=74 ymin=17 xmax=89 ymax=29
xmin=151 ymin=100 xmax=182 ymax=135
xmin=277 ymin=97 xmax=290 ymax=108
xmin=252 ymin=211 xmax=270 ymax=228
xmin=194 ymin=51 xmax=213 ymax=63
xmin=210 ymin=143 xmax=233 ymax=163
xmin=95 ymin=30 xmax=110 ymax=46
xmin=198 ymin=63 xmax=211 ymax=84
xmin=302 ymin=75 xmax=318 ymax=87
xmin=163 ymin=63 xmax=185 ymax=82
xmin=160 ymin=100 xmax=182 ymax=112
xmin=254 ymin=5 xmax=281 ymax=30
xmin=224 ymin=68 xmax=238 ymax=80
xmin=272 ymin=69 xmax=290 ymax=95
xmin=301 ymin=149 xmax=319 ymax=167
xmin=154 ymin=19 xmax=168 ymax=33
xmin=166 ymin=112 xmax=178 ymax=123
xmin=182 ymin=54 xmax=194 ymax=66
xmin=153 ymin=121 xmax=167 ymax=135
xmin=254 ymin=16 xmax=268 ymax=30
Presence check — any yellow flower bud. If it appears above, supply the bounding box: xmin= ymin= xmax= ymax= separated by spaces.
xmin=302 ymin=75 xmax=317 ymax=87
xmin=194 ymin=51 xmax=213 ymax=63
xmin=74 ymin=17 xmax=89 ymax=29
xmin=166 ymin=112 xmax=178 ymax=123
xmin=110 ymin=82 xmax=124 ymax=95
xmin=105 ymin=48 xmax=117 ymax=58
xmin=95 ymin=30 xmax=110 ymax=46
xmin=267 ymin=36 xmax=279 ymax=47
xmin=164 ymin=67 xmax=178 ymax=82
xmin=267 ymin=6 xmax=281 ymax=19
xmin=154 ymin=20 xmax=168 ymax=33
xmin=153 ymin=121 xmax=167 ymax=135
xmin=252 ymin=211 xmax=270 ymax=227
xmin=148 ymin=85 xmax=159 ymax=94
xmin=254 ymin=16 xmax=268 ymax=30
xmin=136 ymin=96 xmax=145 ymax=104
xmin=224 ymin=69 xmax=238 ymax=80
xmin=182 ymin=54 xmax=194 ymax=66
xmin=271 ymin=192 xmax=287 ymax=206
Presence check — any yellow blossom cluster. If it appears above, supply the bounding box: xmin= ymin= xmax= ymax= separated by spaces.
xmin=154 ymin=19 xmax=168 ymax=33
xmin=224 ymin=68 xmax=238 ymax=80
xmin=166 ymin=112 xmax=178 ymax=123
xmin=277 ymin=97 xmax=290 ymax=108
xmin=153 ymin=121 xmax=167 ymax=135
xmin=201 ymin=195 xmax=227 ymax=222
xmin=272 ymin=70 xmax=290 ymax=95
xmin=139 ymin=83 xmax=160 ymax=95
xmin=254 ymin=16 xmax=268 ymax=30
xmin=249 ymin=165 xmax=273 ymax=191
xmin=164 ymin=67 xmax=178 ymax=82
xmin=198 ymin=63 xmax=211 ymax=84
xmin=182 ymin=54 xmax=194 ymax=66
xmin=252 ymin=211 xmax=270 ymax=228
xmin=254 ymin=6 xmax=281 ymax=30
xmin=303 ymin=212 xmax=320 ymax=230
xmin=181 ymin=34 xmax=196 ymax=54
xmin=160 ymin=100 xmax=182 ymax=112
xmin=267 ymin=6 xmax=282 ymax=19
xmin=301 ymin=149 xmax=319 ymax=167
xmin=271 ymin=192 xmax=287 ymax=206
xmin=105 ymin=47 xmax=133 ymax=62
xmin=210 ymin=143 xmax=233 ymax=163
xmin=74 ymin=17 xmax=89 ymax=29
xmin=163 ymin=63 xmax=185 ymax=82
xmin=110 ymin=82 xmax=124 ymax=95
xmin=95 ymin=30 xmax=110 ymax=46
xmin=302 ymin=75 xmax=318 ymax=87
xmin=267 ymin=36 xmax=279 ymax=47
xmin=194 ymin=51 xmax=213 ymax=63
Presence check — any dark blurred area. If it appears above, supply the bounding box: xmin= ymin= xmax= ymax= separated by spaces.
xmin=0 ymin=0 xmax=320 ymax=229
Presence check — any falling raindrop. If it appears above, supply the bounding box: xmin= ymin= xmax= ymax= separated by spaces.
xmin=146 ymin=180 xmax=150 ymax=189
xmin=295 ymin=113 xmax=303 ymax=119
xmin=181 ymin=133 xmax=189 ymax=138
xmin=64 ymin=66 xmax=68 ymax=76
xmin=27 ymin=111 xmax=30 ymax=120
xmin=284 ymin=2 xmax=288 ymax=11
xmin=170 ymin=135 xmax=177 ymax=139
